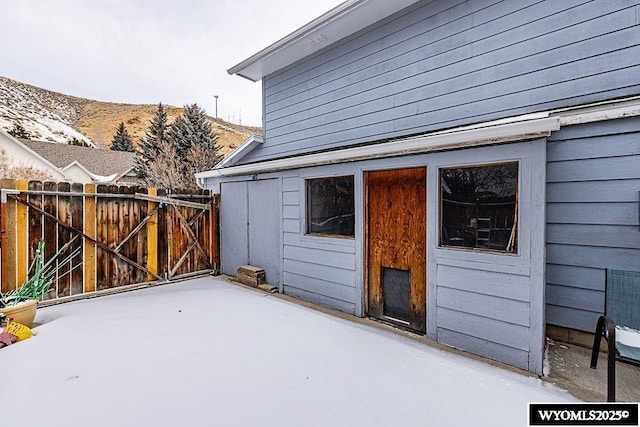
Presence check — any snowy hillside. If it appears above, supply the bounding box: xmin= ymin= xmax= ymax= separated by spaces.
xmin=0 ymin=76 xmax=95 ymax=146
xmin=0 ymin=76 xmax=261 ymax=153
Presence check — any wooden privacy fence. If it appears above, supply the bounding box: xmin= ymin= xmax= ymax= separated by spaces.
xmin=0 ymin=179 xmax=219 ymax=300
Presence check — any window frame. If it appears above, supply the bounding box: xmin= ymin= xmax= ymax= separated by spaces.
xmin=438 ymin=161 xmax=519 ymax=254
xmin=304 ymin=174 xmax=356 ymax=239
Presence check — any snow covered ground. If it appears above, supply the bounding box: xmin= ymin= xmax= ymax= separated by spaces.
xmin=1 ymin=277 xmax=575 ymax=426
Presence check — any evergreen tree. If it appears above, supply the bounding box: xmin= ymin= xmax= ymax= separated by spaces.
xmin=141 ymin=103 xmax=221 ymax=190
xmin=135 ymin=103 xmax=168 ymax=178
xmin=168 ymin=103 xmax=220 ymax=160
xmin=110 ymin=122 xmax=135 ymax=152
xmin=68 ymin=137 xmax=90 ymax=147
xmin=7 ymin=122 xmax=31 ymax=139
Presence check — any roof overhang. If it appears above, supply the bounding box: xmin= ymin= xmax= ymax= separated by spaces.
xmin=195 ymin=96 xmax=640 ymax=189
xmin=195 ymin=115 xmax=560 ymax=186
xmin=213 ymin=135 xmax=263 ymax=169
xmin=227 ymin=0 xmax=421 ymax=81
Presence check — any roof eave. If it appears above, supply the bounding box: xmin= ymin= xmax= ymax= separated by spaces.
xmin=227 ymin=0 xmax=422 ymax=81
xmin=214 ymin=134 xmax=263 ymax=169
xmin=195 ymin=115 xmax=560 ymax=182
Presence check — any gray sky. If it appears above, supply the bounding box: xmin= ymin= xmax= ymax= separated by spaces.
xmin=0 ymin=0 xmax=344 ymax=127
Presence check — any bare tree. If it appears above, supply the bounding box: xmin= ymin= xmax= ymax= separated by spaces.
xmin=142 ymin=139 xmax=220 ymax=191
xmin=0 ymin=149 xmax=53 ymax=181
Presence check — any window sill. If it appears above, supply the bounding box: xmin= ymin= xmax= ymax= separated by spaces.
xmin=438 ymin=244 xmax=518 ymax=256
xmin=300 ymin=233 xmax=356 ymax=246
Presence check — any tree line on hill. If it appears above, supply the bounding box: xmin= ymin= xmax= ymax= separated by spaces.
xmin=110 ymin=103 xmax=221 ymax=190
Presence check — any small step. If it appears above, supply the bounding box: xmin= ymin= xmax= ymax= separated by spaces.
xmin=236 ymin=265 xmax=266 ymax=288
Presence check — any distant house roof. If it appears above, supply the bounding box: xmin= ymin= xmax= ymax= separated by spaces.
xmin=20 ymin=140 xmax=136 ymax=180
xmin=0 ymin=129 xmax=68 ymax=180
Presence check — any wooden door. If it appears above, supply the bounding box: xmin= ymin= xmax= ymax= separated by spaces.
xmin=366 ymin=168 xmax=426 ymax=333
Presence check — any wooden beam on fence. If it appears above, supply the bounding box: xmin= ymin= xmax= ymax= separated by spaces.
xmin=147 ymin=188 xmax=158 ymax=281
xmin=169 ymin=241 xmax=197 ymax=279
xmin=166 ymin=206 xmax=213 ymax=279
xmin=15 ymin=179 xmax=29 ymax=287
xmin=84 ymin=183 xmax=97 ymax=293
xmin=114 ymin=204 xmax=159 ymax=254
xmin=173 ymin=206 xmax=211 ymax=268
xmin=134 ymin=193 xmax=211 ymax=210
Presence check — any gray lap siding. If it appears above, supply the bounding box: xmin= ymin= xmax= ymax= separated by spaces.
xmin=545 ymin=116 xmax=640 ymax=332
xmin=238 ymin=0 xmax=640 ymax=165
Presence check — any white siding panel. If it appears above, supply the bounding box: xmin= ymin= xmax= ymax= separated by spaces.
xmin=282 ymin=205 xmax=299 ymax=220
xmin=283 ymin=259 xmax=355 ymax=288
xmin=283 ymin=285 xmax=356 ymax=314
xmin=282 ymin=191 xmax=299 ymax=206
xmin=437 ymin=329 xmax=529 ymax=370
xmin=283 ymin=272 xmax=355 ymax=303
xmin=284 ymin=245 xmax=355 ymax=270
xmin=437 ymin=286 xmax=530 ymax=327
xmin=436 ymin=264 xmax=530 ymax=302
xmin=283 ymin=232 xmax=356 ymax=254
xmin=437 ymin=307 xmax=530 ymax=351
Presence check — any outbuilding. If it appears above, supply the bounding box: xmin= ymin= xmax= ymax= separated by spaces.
xmin=197 ymin=0 xmax=640 ymax=374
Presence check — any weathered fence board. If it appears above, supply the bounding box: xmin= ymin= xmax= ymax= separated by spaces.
xmin=157 ymin=188 xmax=168 ymax=278
xmin=43 ymin=181 xmax=57 ymax=299
xmin=57 ymin=182 xmax=71 ymax=297
xmin=0 ymin=180 xmax=219 ymax=300
xmin=71 ymin=182 xmax=84 ymax=296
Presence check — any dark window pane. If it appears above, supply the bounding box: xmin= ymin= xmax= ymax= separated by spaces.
xmin=306 ymin=176 xmax=355 ymax=237
xmin=440 ymin=163 xmax=518 ymax=253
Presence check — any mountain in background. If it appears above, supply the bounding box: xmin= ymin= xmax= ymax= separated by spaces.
xmin=0 ymin=76 xmax=261 ymax=156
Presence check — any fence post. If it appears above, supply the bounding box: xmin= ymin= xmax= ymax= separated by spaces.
xmin=147 ymin=188 xmax=158 ymax=281
xmin=84 ymin=183 xmax=97 ymax=293
xmin=1 ymin=179 xmax=17 ymax=292
xmin=210 ymin=193 xmax=220 ymax=273
xmin=15 ymin=179 xmax=28 ymax=287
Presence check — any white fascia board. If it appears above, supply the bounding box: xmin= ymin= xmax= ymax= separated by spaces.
xmin=554 ymin=96 xmax=640 ymax=126
xmin=227 ymin=0 xmax=421 ymax=81
xmin=62 ymin=160 xmax=119 ymax=183
xmin=194 ymin=96 xmax=640 ymax=190
xmin=61 ymin=161 xmax=96 ymax=181
xmin=214 ymin=135 xmax=263 ymax=169
xmin=113 ymin=166 xmax=135 ymax=182
xmin=60 ymin=160 xmax=84 ymax=173
xmin=195 ymin=116 xmax=560 ymax=181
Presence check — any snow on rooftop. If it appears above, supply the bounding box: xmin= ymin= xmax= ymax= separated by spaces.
xmin=2 ymin=277 xmax=575 ymax=426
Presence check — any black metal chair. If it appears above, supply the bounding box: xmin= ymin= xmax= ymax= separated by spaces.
xmin=590 ymin=269 xmax=640 ymax=402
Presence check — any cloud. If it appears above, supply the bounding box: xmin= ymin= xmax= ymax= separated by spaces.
xmin=0 ymin=0 xmax=343 ymax=126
